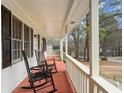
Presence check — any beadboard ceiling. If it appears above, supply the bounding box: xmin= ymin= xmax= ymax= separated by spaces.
xmin=14 ymin=0 xmax=89 ymax=38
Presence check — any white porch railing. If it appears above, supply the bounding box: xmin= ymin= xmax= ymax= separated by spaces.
xmin=66 ymin=54 xmax=121 ymax=93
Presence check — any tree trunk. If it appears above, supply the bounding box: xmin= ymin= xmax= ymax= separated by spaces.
xmin=84 ymin=13 xmax=89 ymax=61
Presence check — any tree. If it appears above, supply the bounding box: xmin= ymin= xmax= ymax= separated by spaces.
xmin=68 ymin=14 xmax=89 ymax=61
xmin=83 ymin=14 xmax=89 ymax=61
xmin=71 ymin=24 xmax=82 ymax=59
xmin=99 ymin=0 xmax=122 ymax=56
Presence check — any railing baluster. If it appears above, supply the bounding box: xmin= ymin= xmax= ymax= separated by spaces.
xmin=87 ymin=77 xmax=89 ymax=93
xmin=81 ymin=72 xmax=83 ymax=93
xmin=94 ymin=84 xmax=98 ymax=93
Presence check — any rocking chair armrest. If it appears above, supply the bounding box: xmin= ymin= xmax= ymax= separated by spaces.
xmin=30 ymin=68 xmax=40 ymax=70
xmin=32 ymin=68 xmax=52 ymax=76
xmin=43 ymin=68 xmax=52 ymax=73
xmin=46 ymin=59 xmax=56 ymax=64
xmin=46 ymin=58 xmax=55 ymax=61
xmin=30 ymin=64 xmax=45 ymax=70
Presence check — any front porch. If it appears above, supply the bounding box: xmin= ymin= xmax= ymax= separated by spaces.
xmin=1 ymin=0 xmax=122 ymax=93
xmin=12 ymin=58 xmax=75 ymax=93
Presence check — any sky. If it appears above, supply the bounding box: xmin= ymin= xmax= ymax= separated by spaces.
xmin=103 ymin=0 xmax=121 ymax=13
xmin=100 ymin=0 xmax=122 ymax=28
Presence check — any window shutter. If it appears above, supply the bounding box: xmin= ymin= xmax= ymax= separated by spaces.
xmin=38 ymin=34 xmax=40 ymax=50
xmin=37 ymin=34 xmax=40 ymax=60
xmin=2 ymin=5 xmax=12 ymax=69
xmin=42 ymin=37 xmax=46 ymax=51
xmin=31 ymin=28 xmax=34 ymax=57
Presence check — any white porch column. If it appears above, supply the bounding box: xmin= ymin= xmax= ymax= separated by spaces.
xmin=65 ymin=34 xmax=68 ymax=55
xmin=89 ymin=0 xmax=99 ymax=76
xmin=65 ymin=24 xmax=68 ymax=55
xmin=89 ymin=1 xmax=99 ymax=92
xmin=89 ymin=0 xmax=99 ymax=92
xmin=60 ymin=39 xmax=63 ymax=60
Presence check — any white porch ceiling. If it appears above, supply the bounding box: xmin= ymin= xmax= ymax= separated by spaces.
xmin=14 ymin=0 xmax=73 ymax=38
xmin=14 ymin=0 xmax=89 ymax=38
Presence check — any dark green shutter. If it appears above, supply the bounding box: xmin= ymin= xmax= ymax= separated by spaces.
xmin=2 ymin=5 xmax=12 ymax=69
xmin=38 ymin=34 xmax=40 ymax=50
xmin=31 ymin=28 xmax=33 ymax=57
xmin=42 ymin=37 xmax=46 ymax=51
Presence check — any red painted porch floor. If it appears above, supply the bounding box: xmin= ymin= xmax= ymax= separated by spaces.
xmin=12 ymin=58 xmax=75 ymax=93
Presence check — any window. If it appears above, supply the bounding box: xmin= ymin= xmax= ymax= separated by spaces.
xmin=24 ymin=24 xmax=30 ymax=57
xmin=12 ymin=16 xmax=22 ymax=63
xmin=12 ymin=18 xmax=33 ymax=63
xmin=99 ymin=0 xmax=122 ymax=89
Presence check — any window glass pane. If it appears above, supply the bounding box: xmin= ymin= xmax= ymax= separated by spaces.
xmin=15 ymin=50 xmax=17 ymax=60
xmin=99 ymin=0 xmax=122 ymax=89
xmin=13 ymin=50 xmax=16 ymax=60
xmin=13 ymin=16 xmax=22 ymax=39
